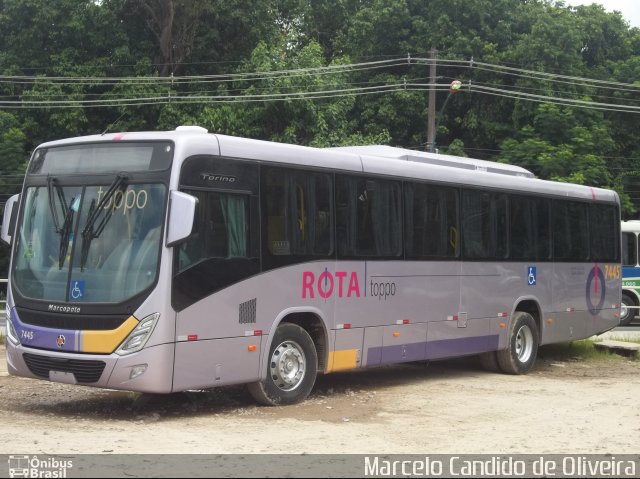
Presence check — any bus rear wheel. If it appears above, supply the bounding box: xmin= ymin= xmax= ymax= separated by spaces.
xmin=496 ymin=311 xmax=539 ymax=374
xmin=247 ymin=323 xmax=318 ymax=406
xmin=620 ymin=294 xmax=636 ymax=326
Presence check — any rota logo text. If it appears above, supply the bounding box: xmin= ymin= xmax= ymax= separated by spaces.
xmin=302 ymin=270 xmax=361 ymax=299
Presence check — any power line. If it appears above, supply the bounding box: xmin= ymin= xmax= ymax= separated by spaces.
xmin=0 ymin=57 xmax=637 ymax=113
xmin=0 ymin=83 xmax=636 ymax=112
xmin=470 ymin=60 xmax=640 ymax=92
xmin=468 ymin=83 xmax=640 ymax=113
xmin=2 ymin=56 xmax=637 ymax=92
xmin=466 ymin=76 xmax=640 ymax=105
xmin=0 ymin=58 xmax=414 ymax=84
xmin=0 ymin=83 xmax=453 ymax=108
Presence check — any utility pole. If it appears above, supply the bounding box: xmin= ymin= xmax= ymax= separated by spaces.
xmin=427 ymin=47 xmax=437 ymax=152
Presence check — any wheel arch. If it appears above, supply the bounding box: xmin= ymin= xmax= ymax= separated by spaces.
xmin=512 ymin=297 xmax=543 ymax=343
xmin=262 ymin=307 xmax=330 ymax=379
xmin=622 ymin=287 xmax=640 ymax=306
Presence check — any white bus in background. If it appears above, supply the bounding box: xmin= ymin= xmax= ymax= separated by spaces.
xmin=621 ymin=220 xmax=640 ymax=325
xmin=1 ymin=127 xmax=621 ymax=405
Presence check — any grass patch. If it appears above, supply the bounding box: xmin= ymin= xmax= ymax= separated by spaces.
xmin=538 ymin=339 xmax=635 ymax=362
xmin=592 ymin=334 xmax=640 ymax=345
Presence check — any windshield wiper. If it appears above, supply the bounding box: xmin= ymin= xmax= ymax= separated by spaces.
xmin=80 ymin=173 xmax=128 ymax=271
xmin=57 ymin=197 xmax=78 ymax=269
xmin=47 ymin=176 xmax=77 ymax=269
xmin=47 ymin=176 xmax=68 ymax=234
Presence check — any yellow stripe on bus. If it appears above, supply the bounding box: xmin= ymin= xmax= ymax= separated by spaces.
xmin=81 ymin=316 xmax=139 ymax=354
xmin=327 ymin=349 xmax=359 ymax=372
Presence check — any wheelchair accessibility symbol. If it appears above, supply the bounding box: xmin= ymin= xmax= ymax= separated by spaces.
xmin=69 ymin=280 xmax=85 ymax=301
xmin=527 ymin=266 xmax=537 ymax=286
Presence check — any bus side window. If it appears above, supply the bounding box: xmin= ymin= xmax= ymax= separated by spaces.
xmin=553 ymin=200 xmax=588 ymax=262
xmin=337 ymin=175 xmax=401 ymax=258
xmin=622 ymin=232 xmax=637 ymax=266
xmin=589 ymin=203 xmax=619 ymax=262
xmin=262 ymin=167 xmax=333 ymax=268
xmin=404 ymin=182 xmax=458 ymax=259
xmin=510 ymin=195 xmax=551 ymax=261
xmin=335 ymin=175 xmax=353 ymax=256
xmin=177 ymin=190 xmax=250 ymax=271
xmin=462 ymin=190 xmax=507 ymax=259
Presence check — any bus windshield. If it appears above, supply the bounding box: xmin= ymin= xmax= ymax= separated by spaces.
xmin=13 ymin=182 xmax=166 ymax=303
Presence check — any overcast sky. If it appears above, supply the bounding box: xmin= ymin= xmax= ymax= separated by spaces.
xmin=562 ymin=0 xmax=640 ymax=27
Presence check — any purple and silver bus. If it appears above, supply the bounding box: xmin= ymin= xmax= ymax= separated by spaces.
xmin=1 ymin=127 xmax=621 ymax=405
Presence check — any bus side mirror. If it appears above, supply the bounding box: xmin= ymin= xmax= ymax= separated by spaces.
xmin=1 ymin=194 xmax=20 ymax=245
xmin=166 ymin=191 xmax=197 ymax=247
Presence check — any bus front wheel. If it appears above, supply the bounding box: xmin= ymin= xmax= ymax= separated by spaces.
xmin=496 ymin=312 xmax=539 ymax=375
xmin=247 ymin=323 xmax=318 ymax=406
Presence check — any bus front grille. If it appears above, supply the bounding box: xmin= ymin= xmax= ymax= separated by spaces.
xmin=23 ymin=353 xmax=106 ymax=383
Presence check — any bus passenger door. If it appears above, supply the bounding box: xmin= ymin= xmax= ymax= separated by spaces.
xmin=424 ymin=261 xmax=469 ymax=360
xmin=400 ymin=183 xmax=465 ymax=361
xmin=441 ymin=190 xmax=508 ymax=358
xmin=172 ymin=156 xmax=263 ymax=391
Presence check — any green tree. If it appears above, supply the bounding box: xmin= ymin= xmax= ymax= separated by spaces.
xmin=0 ymin=112 xmax=28 ymax=277
xmin=0 ymin=0 xmax=637 ymax=216
xmin=199 ymin=39 xmax=391 ymax=146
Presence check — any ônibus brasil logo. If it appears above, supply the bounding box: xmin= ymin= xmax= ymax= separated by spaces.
xmin=8 ymin=455 xmax=73 ymax=478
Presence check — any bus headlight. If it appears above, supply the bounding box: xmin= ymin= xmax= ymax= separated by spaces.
xmin=6 ymin=317 xmax=21 ymax=346
xmin=115 ymin=313 xmax=159 ymax=356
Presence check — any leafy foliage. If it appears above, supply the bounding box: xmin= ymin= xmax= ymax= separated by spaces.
xmin=0 ymin=0 xmax=639 ymax=275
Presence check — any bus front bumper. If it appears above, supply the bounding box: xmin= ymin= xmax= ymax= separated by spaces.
xmin=5 ymin=341 xmax=175 ymax=394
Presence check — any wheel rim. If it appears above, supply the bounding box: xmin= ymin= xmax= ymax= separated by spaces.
xmin=515 ymin=324 xmax=534 ymax=363
xmin=270 ymin=340 xmax=306 ymax=391
xmin=620 ymin=302 xmax=630 ymax=321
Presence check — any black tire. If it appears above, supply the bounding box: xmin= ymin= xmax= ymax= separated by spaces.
xmin=496 ymin=311 xmax=539 ymax=375
xmin=247 ymin=323 xmax=318 ymax=406
xmin=620 ymin=294 xmax=636 ymax=326
xmin=478 ymin=351 xmax=501 ymax=372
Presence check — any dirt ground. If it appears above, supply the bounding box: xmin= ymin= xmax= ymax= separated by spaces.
xmin=1 ymin=343 xmax=639 ymax=455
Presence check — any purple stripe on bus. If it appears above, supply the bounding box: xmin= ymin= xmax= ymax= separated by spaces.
xmin=10 ymin=308 xmax=80 ymax=353
xmin=425 ymin=334 xmax=499 ymax=359
xmin=367 ymin=346 xmax=382 ymax=366
xmin=366 ymin=334 xmax=500 ymax=367
xmin=379 ymin=342 xmax=427 ymax=365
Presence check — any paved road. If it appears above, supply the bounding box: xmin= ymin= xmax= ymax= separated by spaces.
xmin=1 ymin=342 xmax=638 ymax=456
